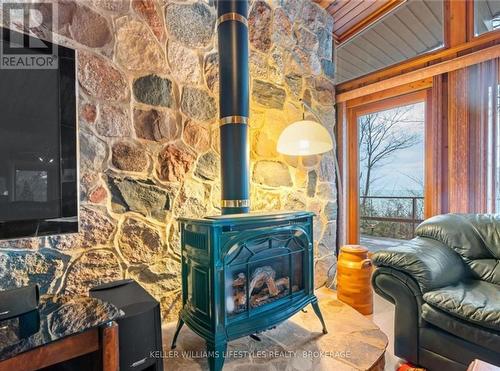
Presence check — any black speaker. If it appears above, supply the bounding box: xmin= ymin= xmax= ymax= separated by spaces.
xmin=90 ymin=279 xmax=163 ymax=371
xmin=0 ymin=285 xmax=39 ymax=321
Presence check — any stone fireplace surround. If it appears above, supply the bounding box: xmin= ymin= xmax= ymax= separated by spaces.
xmin=0 ymin=0 xmax=337 ymax=323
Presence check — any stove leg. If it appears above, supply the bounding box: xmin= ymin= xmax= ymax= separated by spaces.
xmin=206 ymin=340 xmax=227 ymax=371
xmin=311 ymin=299 xmax=328 ymax=334
xmin=171 ymin=318 xmax=184 ymax=349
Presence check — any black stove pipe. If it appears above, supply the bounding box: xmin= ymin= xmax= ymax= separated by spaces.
xmin=217 ymin=0 xmax=250 ymax=214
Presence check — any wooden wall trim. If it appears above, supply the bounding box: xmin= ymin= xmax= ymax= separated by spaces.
xmin=445 ymin=59 xmax=500 ymax=214
xmin=336 ymin=101 xmax=347 ymax=247
xmin=447 ymin=68 xmax=470 ymax=213
xmin=346 ymin=106 xmax=359 ymax=244
xmin=445 ymin=0 xmax=467 ymax=47
xmin=488 ymin=59 xmax=498 ymax=211
xmin=491 ymin=60 xmax=500 ymax=211
xmin=346 ymin=78 xmax=432 ymax=109
xmin=443 ymin=0 xmax=468 ymax=214
xmin=468 ymin=63 xmax=486 ymax=212
xmin=466 ymin=0 xmax=476 ymax=42
xmin=424 ymin=75 xmax=447 ymax=217
xmin=336 ymin=44 xmax=500 ymax=103
xmin=348 ymin=90 xmax=428 ymax=117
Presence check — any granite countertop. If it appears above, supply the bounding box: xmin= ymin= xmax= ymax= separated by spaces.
xmin=0 ymin=295 xmax=122 ymax=362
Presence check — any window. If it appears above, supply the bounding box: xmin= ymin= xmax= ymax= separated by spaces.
xmin=342 ymin=90 xmax=430 ymax=247
xmin=336 ymin=0 xmax=444 ymax=83
xmin=474 ymin=0 xmax=500 ymax=36
xmin=358 ymin=102 xmax=425 ymax=248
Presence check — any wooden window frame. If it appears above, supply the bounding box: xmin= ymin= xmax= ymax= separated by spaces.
xmin=340 ymin=89 xmax=431 ymax=245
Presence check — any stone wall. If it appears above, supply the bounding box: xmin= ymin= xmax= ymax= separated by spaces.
xmin=0 ymin=0 xmax=336 ymax=322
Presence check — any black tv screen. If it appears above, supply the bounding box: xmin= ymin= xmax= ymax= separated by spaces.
xmin=0 ymin=28 xmax=77 ymax=240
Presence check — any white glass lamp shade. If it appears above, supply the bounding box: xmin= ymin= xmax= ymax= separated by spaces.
xmin=277 ymin=120 xmax=334 ymax=156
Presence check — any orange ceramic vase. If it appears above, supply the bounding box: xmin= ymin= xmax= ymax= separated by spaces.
xmin=337 ymin=245 xmax=373 ymax=315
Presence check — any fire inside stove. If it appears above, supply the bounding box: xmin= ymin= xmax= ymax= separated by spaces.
xmin=225 ymin=232 xmax=306 ymax=317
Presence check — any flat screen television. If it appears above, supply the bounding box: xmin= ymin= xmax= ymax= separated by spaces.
xmin=0 ymin=27 xmax=77 ymax=240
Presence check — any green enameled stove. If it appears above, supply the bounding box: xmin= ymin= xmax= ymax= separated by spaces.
xmin=170 ymin=2 xmax=328 ymax=370
xmin=171 ymin=211 xmax=327 ymax=371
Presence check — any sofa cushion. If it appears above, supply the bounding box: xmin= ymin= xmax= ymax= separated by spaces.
xmin=422 ymin=280 xmax=500 ymax=332
xmin=422 ymin=303 xmax=500 ymax=353
xmin=416 ymin=214 xmax=500 ymax=284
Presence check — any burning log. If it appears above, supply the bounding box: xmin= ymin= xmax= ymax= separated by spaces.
xmin=231 ymin=266 xmax=294 ymax=311
xmin=252 ymin=293 xmax=270 ymax=305
xmin=232 ymin=273 xmax=247 ymax=310
xmin=275 ymin=277 xmax=290 ymax=292
xmin=233 ymin=289 xmax=246 ymax=307
xmin=249 ymin=266 xmax=276 ymax=295
xmin=233 ymin=273 xmax=246 ymax=287
xmin=266 ymin=276 xmax=279 ymax=296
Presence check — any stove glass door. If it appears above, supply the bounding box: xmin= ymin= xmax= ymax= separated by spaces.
xmin=224 ymin=228 xmax=308 ymax=318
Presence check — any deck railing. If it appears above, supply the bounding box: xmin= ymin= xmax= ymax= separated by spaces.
xmin=360 ymin=195 xmax=424 ymax=238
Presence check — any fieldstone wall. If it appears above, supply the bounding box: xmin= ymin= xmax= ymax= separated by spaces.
xmin=0 ymin=0 xmax=336 ymax=322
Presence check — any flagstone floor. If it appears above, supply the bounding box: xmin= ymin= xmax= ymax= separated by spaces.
xmin=162 ymin=287 xmax=388 ymax=371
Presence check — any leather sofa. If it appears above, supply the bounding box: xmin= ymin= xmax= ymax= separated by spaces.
xmin=371 ymin=214 xmax=500 ymax=370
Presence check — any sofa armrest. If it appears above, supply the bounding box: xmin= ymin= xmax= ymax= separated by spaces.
xmin=372 ymin=267 xmax=424 ymax=365
xmin=371 ymin=237 xmax=466 ymax=293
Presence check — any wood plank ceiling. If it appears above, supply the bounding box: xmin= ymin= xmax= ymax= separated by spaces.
xmin=316 ymin=0 xmax=404 ymax=43
xmin=318 ymin=0 xmax=445 ymax=83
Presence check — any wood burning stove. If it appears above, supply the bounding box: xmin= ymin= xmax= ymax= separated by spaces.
xmin=171 ymin=212 xmax=327 ymax=371
xmin=171 ymin=2 xmax=327 ymax=370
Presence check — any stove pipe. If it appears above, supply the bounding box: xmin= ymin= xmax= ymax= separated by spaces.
xmin=217 ymin=0 xmax=250 ymax=215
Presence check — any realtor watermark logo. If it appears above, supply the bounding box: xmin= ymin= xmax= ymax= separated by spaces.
xmin=1 ymin=2 xmax=58 ymax=69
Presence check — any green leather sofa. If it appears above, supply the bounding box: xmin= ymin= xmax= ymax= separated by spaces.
xmin=371 ymin=214 xmax=500 ymax=371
